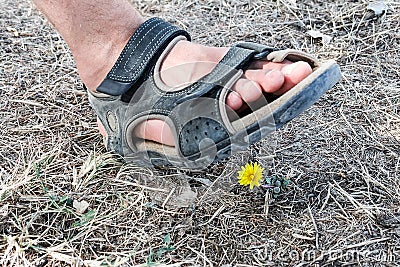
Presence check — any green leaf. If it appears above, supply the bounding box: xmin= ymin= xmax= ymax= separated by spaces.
xmin=72 ymin=209 xmax=96 ymax=227
xmin=282 ymin=178 xmax=291 ymax=187
xmin=163 ymin=234 xmax=171 ymax=245
xmin=34 ymin=163 xmax=41 ymax=178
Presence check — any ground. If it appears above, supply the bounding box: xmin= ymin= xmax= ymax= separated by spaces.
xmin=1 ymin=0 xmax=399 ymax=266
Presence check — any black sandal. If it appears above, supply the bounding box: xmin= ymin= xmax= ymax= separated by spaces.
xmin=88 ymin=18 xmax=341 ymax=169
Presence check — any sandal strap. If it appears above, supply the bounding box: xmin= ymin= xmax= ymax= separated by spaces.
xmin=96 ymin=17 xmax=191 ymax=96
xmin=175 ymin=42 xmax=278 ymax=104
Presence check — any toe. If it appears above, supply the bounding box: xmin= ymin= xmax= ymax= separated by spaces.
xmin=232 ymin=78 xmax=263 ymax=104
xmin=276 ymin=61 xmax=313 ymax=95
xmin=243 ymin=69 xmax=285 ymax=94
xmin=250 ymin=59 xmax=291 ymax=71
xmin=226 ymin=91 xmax=243 ymax=111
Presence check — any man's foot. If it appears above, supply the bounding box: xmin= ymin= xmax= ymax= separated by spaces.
xmin=94 ymin=40 xmax=312 ymax=146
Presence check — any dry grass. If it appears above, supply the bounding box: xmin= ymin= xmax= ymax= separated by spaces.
xmin=1 ymin=0 xmax=399 ymax=266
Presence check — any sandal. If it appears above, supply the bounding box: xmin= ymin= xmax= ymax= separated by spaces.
xmin=87 ymin=17 xmax=341 ymax=169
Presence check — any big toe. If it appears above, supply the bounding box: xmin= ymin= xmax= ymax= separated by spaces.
xmin=277 ymin=61 xmax=313 ymax=95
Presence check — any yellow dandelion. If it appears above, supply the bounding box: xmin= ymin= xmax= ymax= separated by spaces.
xmin=238 ymin=162 xmax=265 ymax=189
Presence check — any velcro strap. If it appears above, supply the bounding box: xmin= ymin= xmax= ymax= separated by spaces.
xmin=97 ymin=17 xmax=191 ymax=96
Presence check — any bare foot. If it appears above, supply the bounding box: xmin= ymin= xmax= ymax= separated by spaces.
xmin=94 ymin=40 xmax=312 ymax=146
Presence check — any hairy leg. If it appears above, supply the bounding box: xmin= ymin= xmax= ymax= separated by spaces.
xmin=33 ymin=0 xmax=144 ymax=90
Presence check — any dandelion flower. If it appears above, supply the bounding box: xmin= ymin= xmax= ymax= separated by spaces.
xmin=238 ymin=162 xmax=264 ymax=189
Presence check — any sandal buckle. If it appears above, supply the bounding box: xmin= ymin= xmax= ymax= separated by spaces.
xmin=253 ymin=47 xmax=278 ymax=60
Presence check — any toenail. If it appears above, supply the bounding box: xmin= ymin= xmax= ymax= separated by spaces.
xmin=265 ymin=69 xmax=280 ymax=77
xmin=282 ymin=62 xmax=298 ymax=75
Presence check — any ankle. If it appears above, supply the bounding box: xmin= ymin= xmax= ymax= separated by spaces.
xmin=72 ymin=17 xmax=145 ymax=92
xmin=74 ymin=40 xmax=131 ymax=92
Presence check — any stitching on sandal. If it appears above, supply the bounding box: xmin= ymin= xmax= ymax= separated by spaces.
xmin=110 ymin=27 xmax=176 ymax=81
xmin=109 ymin=22 xmax=170 ymax=79
xmin=109 ymin=18 xmax=155 ymax=74
xmin=109 ymin=19 xmax=181 ymax=82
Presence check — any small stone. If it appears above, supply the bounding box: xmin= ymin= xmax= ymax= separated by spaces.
xmin=73 ymin=200 xmax=90 ymax=214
